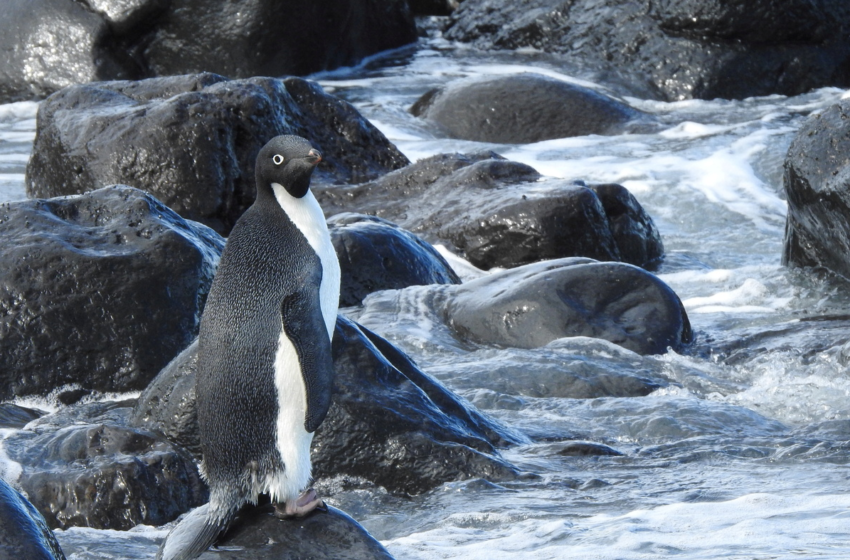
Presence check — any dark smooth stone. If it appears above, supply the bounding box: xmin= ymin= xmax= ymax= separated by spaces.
xmin=0 ymin=477 xmax=66 ymax=559
xmin=329 ymin=213 xmax=461 ymax=307
xmin=444 ymin=258 xmax=692 ymax=355
xmin=411 ymin=73 xmax=652 ymax=143
xmin=193 ymin=504 xmax=393 ymax=559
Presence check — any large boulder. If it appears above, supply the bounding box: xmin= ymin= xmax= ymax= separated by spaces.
xmin=131 ymin=317 xmax=525 ymax=496
xmin=410 ymin=73 xmax=652 ymax=143
xmin=315 ymin=152 xmax=663 ymax=270
xmin=187 ymin=504 xmax=394 ymax=560
xmin=26 ymin=74 xmax=410 ymax=234
xmin=783 ymin=99 xmax=850 ymax=280
xmin=0 ymin=185 xmax=224 ymax=400
xmin=0 ymin=0 xmax=416 ymax=104
xmin=329 ymin=213 xmax=461 ymax=307
xmin=444 ymin=258 xmax=692 ymax=355
xmin=444 ymin=0 xmax=850 ymax=101
xmin=0 ymin=478 xmax=65 ymax=560
xmin=2 ymin=401 xmax=207 ymax=531
xmin=359 ymin=258 xmax=691 ymax=355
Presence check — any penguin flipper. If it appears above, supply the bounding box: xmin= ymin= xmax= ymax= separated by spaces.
xmin=281 ymin=286 xmax=335 ymax=433
xmin=156 ymin=503 xmax=230 ymax=560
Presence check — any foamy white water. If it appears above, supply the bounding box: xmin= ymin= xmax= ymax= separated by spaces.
xmin=2 ymin=35 xmax=850 ymax=560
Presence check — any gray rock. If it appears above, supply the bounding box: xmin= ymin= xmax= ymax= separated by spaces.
xmin=444 ymin=0 xmax=850 ymax=101
xmin=26 ymin=74 xmax=409 ymax=234
xmin=410 ymin=73 xmax=652 ymax=143
xmin=3 ymin=401 xmax=207 ymax=531
xmin=329 ymin=214 xmax=461 ymax=307
xmin=0 ymin=477 xmax=65 ymax=559
xmin=0 ymin=185 xmax=224 ymax=400
xmin=315 ymin=152 xmax=663 ymax=270
xmin=443 ymin=258 xmax=691 ymax=355
xmin=783 ymin=99 xmax=850 ymax=281
xmin=132 ymin=317 xmax=525 ymax=496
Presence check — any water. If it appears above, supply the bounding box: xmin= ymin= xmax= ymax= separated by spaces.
xmin=3 ymin=32 xmax=850 ymax=559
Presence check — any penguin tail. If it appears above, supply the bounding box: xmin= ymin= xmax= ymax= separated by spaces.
xmin=156 ymin=503 xmax=232 ymax=560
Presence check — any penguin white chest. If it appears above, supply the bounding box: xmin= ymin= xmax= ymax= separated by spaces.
xmin=271 ymin=184 xmax=340 ymax=336
xmin=266 ymin=184 xmax=340 ymax=502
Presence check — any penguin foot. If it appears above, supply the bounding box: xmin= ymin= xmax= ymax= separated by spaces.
xmin=274 ymin=488 xmax=325 ymax=519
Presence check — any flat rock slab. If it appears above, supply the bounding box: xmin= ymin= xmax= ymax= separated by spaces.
xmin=26 ymin=74 xmax=409 ymax=234
xmin=411 ymin=73 xmax=653 ymax=143
xmin=0 ymin=185 xmax=223 ymax=400
xmin=315 ymin=153 xmax=663 ymax=270
xmin=193 ymin=505 xmax=393 ymax=560
xmin=783 ymin=99 xmax=850 ymax=281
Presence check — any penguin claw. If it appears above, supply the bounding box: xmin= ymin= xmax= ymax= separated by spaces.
xmin=274 ymin=488 xmax=325 ymax=519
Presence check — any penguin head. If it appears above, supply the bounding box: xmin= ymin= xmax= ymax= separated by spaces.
xmin=256 ymin=135 xmax=322 ymax=199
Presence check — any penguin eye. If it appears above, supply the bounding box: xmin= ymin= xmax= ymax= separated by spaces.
xmin=272 ymin=154 xmax=284 ymax=165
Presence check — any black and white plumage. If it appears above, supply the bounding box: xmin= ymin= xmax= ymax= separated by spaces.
xmin=157 ymin=135 xmax=339 ymax=560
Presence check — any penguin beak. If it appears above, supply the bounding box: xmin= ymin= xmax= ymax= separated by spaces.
xmin=306 ymin=149 xmax=322 ymax=166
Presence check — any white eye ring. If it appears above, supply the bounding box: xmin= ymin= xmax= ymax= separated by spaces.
xmin=272 ymin=154 xmax=284 ymax=165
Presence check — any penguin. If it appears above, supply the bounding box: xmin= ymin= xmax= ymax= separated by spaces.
xmin=157 ymin=135 xmax=340 ymax=560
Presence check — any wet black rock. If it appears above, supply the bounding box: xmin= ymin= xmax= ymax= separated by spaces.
xmin=410 ymin=73 xmax=653 ymax=143
xmin=3 ymin=401 xmax=207 ymax=531
xmin=0 ymin=0 xmax=134 ymax=103
xmin=0 ymin=186 xmax=224 ymax=400
xmin=0 ymin=477 xmax=66 ymax=559
xmin=26 ymin=74 xmax=409 ymax=234
xmin=192 ymin=504 xmax=394 ymax=560
xmin=315 ymin=152 xmax=663 ymax=270
xmin=783 ymin=100 xmax=850 ymax=281
xmin=132 ymin=317 xmax=525 ymax=496
xmin=444 ymin=0 xmax=850 ymax=101
xmin=443 ymin=258 xmax=692 ymax=355
xmin=0 ymin=404 xmax=46 ymax=429
xmin=0 ymin=0 xmax=416 ymax=103
xmin=409 ymin=0 xmax=459 ymax=16
xmin=329 ymin=213 xmax=461 ymax=307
